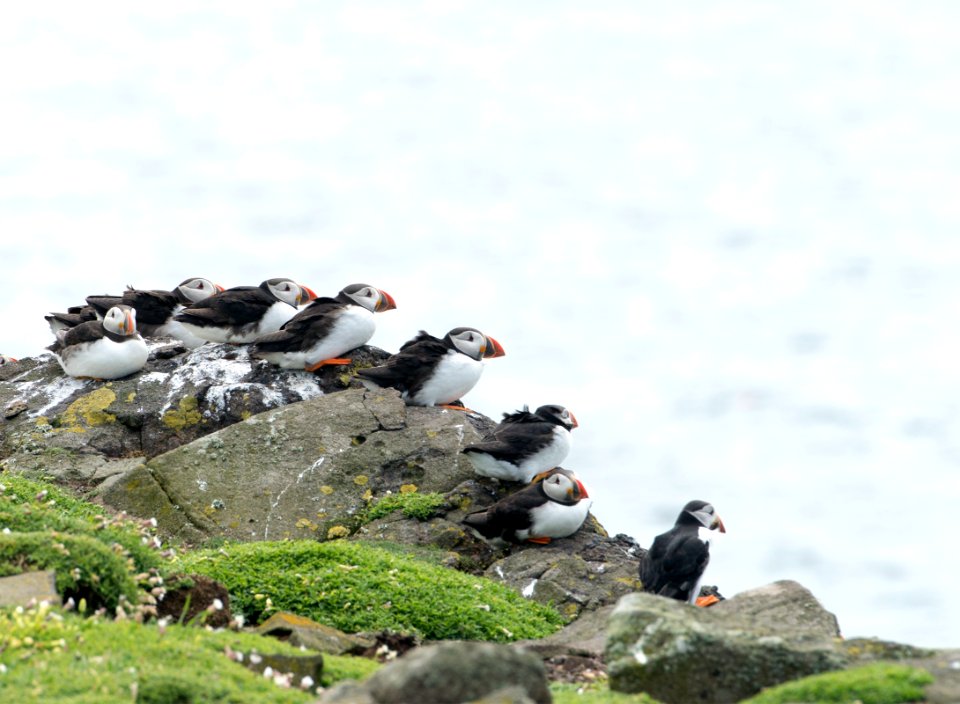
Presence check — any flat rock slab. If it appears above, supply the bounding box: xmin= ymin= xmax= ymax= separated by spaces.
xmin=255 ymin=611 xmax=374 ymax=655
xmin=0 ymin=569 xmax=59 ymax=607
xmin=606 ymin=580 xmax=847 ymax=704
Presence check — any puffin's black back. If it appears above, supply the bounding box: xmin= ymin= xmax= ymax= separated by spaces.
xmin=639 ymin=501 xmax=715 ymax=601
xmin=355 ymin=331 xmax=448 ymax=396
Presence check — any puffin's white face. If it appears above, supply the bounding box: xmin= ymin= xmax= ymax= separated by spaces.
xmin=687 ymin=503 xmax=726 ymax=533
xmin=0 ymin=354 xmax=17 ymax=366
xmin=178 ymin=278 xmax=223 ymax=303
xmin=448 ymin=328 xmax=505 ymax=360
xmin=343 ymin=284 xmax=397 ymax=313
xmin=103 ymin=306 xmax=137 ymax=336
xmin=266 ymin=279 xmax=306 ymax=307
xmin=541 ymin=470 xmax=588 ymax=504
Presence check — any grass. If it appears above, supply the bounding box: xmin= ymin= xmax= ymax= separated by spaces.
xmin=741 ymin=662 xmax=934 ymax=704
xmin=178 ymin=539 xmax=566 ymax=642
xmin=552 ymin=682 xmax=663 ymax=703
xmin=363 ymin=491 xmax=446 ymax=522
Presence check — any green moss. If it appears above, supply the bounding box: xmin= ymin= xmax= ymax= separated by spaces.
xmin=742 ymin=663 xmax=934 ymax=704
xmin=162 ymin=396 xmax=203 ymax=431
xmin=364 ymin=491 xmax=446 ymax=522
xmin=178 ymin=539 xmax=565 ymax=642
xmin=0 ymin=531 xmax=138 ymax=611
xmin=0 ymin=605 xmax=317 ymax=703
xmin=321 ymin=654 xmax=381 ymax=686
xmin=0 ymin=474 xmax=162 ymax=574
xmin=552 ymin=682 xmax=663 ymax=703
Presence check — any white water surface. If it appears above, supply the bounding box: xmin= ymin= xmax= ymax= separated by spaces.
xmin=2 ymin=1 xmax=958 ymax=647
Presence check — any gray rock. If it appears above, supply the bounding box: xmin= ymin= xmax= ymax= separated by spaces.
xmin=101 ymin=388 xmax=487 ymax=542
xmin=363 ymin=641 xmax=550 ymax=704
xmin=0 ymin=569 xmax=59 ymax=607
xmin=606 ymin=580 xmax=847 ymax=704
xmin=466 ymin=685 xmax=537 ymax=704
xmin=255 ymin=612 xmax=374 ymax=655
xmin=319 ymin=680 xmax=377 ymax=704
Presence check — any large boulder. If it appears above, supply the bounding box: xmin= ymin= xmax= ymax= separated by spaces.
xmin=99 ymin=387 xmax=489 ymax=543
xmin=605 ymin=580 xmax=847 ymax=704
xmin=322 ymin=641 xmax=550 ymax=704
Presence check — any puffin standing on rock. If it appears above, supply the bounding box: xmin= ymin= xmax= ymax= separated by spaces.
xmin=463 ymin=467 xmax=591 ymax=545
xmin=86 ymin=277 xmax=224 ymax=348
xmin=638 ymin=500 xmax=726 ymax=607
xmin=47 ymin=304 xmax=148 ymax=379
xmin=0 ymin=354 xmax=18 ymax=367
xmin=462 ymin=404 xmax=578 ymax=483
xmin=251 ymin=283 xmax=397 ymax=370
xmin=356 ymin=327 xmax=505 ymax=409
xmin=174 ymin=278 xmax=317 ymax=344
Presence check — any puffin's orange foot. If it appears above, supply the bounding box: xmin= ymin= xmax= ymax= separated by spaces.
xmin=438 ymin=403 xmax=474 ymax=412
xmin=526 ymin=536 xmax=552 ymax=545
xmin=305 ymin=358 xmax=353 ymax=372
xmin=695 ymin=595 xmax=720 ymax=608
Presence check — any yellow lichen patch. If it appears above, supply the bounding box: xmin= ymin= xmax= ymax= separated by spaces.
xmin=614 ymin=577 xmax=643 ymax=589
xmin=425 ymin=430 xmax=438 ymax=439
xmin=240 ymin=410 xmax=252 ymax=420
xmin=61 ymin=388 xmax=118 ymax=429
xmin=562 ymin=603 xmax=580 ymax=618
xmin=353 ymin=475 xmax=368 ymax=486
xmin=35 ymin=417 xmax=50 ymax=427
xmin=326 ymin=525 xmax=350 ymax=540
xmin=361 ymin=489 xmax=373 ymax=502
xmin=320 ymin=485 xmax=335 ymax=495
xmin=295 ymin=518 xmax=319 ymax=531
xmin=125 ymin=391 xmax=137 ymax=403
xmin=162 ymin=396 xmax=202 ymax=431
xmin=399 ymin=484 xmax=418 ymax=494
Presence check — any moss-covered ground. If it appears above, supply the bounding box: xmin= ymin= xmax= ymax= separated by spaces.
xmin=178 ymin=538 xmax=566 ymax=641
xmin=741 ymin=662 xmax=934 ymax=703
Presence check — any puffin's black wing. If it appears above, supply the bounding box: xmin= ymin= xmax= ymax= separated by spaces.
xmin=254 ymin=297 xmax=347 ymax=353
xmin=356 ymin=332 xmax=449 ymax=394
xmin=462 ymin=484 xmax=545 ymax=541
xmin=47 ymin=320 xmax=106 ymax=353
xmin=122 ymin=289 xmax=179 ymax=326
xmin=639 ymin=528 xmax=710 ymax=600
xmin=464 ymin=417 xmax=555 ymax=462
xmin=175 ymin=287 xmax=271 ymax=328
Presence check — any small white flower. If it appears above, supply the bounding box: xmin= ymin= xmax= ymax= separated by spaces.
xmin=300 ymin=676 xmax=315 ymax=690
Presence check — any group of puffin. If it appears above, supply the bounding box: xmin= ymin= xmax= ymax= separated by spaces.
xmin=26 ymin=274 xmax=726 ymax=607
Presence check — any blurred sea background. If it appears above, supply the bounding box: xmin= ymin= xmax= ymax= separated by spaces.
xmin=2 ymin=1 xmax=958 ymax=647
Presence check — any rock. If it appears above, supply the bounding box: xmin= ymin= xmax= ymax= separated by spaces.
xmin=319 ymin=680 xmax=377 ymax=704
xmin=467 ymin=685 xmax=538 ymax=704
xmin=361 ymin=641 xmax=550 ymax=704
xmin=100 ymin=388 xmax=488 ymax=543
xmin=516 ymin=605 xmax=613 ymax=683
xmin=156 ymin=574 xmax=231 ymax=628
xmin=255 ymin=612 xmax=374 ymax=655
xmin=0 ymin=569 xmax=59 ymax=607
xmin=0 ymin=343 xmax=388 ymax=468
xmin=606 ymin=580 xmax=847 ymax=704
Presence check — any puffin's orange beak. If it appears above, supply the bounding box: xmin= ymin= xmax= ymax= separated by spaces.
xmin=299 ymin=285 xmax=318 ymax=303
xmin=123 ymin=310 xmax=136 ymax=335
xmin=214 ymin=283 xmax=226 ymax=292
xmin=573 ymin=479 xmax=588 ymax=500
xmin=713 ymin=516 xmax=726 ymax=533
xmin=376 ymin=289 xmax=397 ymax=312
xmin=482 ymin=335 xmax=505 ymax=358
xmin=569 ymin=412 xmax=579 ymax=428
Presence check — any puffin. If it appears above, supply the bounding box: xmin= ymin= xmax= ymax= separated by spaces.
xmin=47 ymin=304 xmax=148 ymax=379
xmin=173 ymin=278 xmax=317 ymax=344
xmin=45 ymin=305 xmax=98 ymax=334
xmin=0 ymin=354 xmax=18 ymax=367
xmin=355 ymin=327 xmax=505 ymax=408
xmin=86 ymin=277 xmax=224 ymax=348
xmin=251 ymin=283 xmax=397 ymax=370
xmin=638 ymin=500 xmax=726 ymax=607
xmin=462 ymin=404 xmax=578 ymax=483
xmin=462 ymin=467 xmax=591 ymax=545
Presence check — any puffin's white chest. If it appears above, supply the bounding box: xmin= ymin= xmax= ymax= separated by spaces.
xmin=516 ymin=497 xmax=592 ymax=541
xmin=409 ymin=351 xmax=483 ymax=406
xmin=303 ymin=306 xmax=375 ymax=365
xmin=468 ymin=426 xmax=572 ymax=482
xmin=58 ymin=336 xmax=148 ymax=379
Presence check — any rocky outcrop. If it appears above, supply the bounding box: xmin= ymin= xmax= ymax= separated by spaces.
xmin=605 ymin=580 xmax=848 ymax=703
xmin=320 ymin=641 xmax=551 ymax=704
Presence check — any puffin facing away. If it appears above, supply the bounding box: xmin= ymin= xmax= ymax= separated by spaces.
xmin=463 ymin=467 xmax=591 ymax=545
xmin=174 ymin=278 xmax=317 ymax=344
xmin=251 ymin=283 xmax=397 ymax=370
xmin=638 ymin=500 xmax=726 ymax=606
xmin=47 ymin=305 xmax=148 ymax=379
xmin=86 ymin=277 xmax=224 ymax=348
xmin=356 ymin=327 xmax=505 ymax=408
xmin=463 ymin=404 xmax=578 ymax=483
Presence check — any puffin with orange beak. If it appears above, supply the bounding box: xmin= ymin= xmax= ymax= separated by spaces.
xmin=174 ymin=278 xmax=317 ymax=344
xmin=85 ymin=277 xmax=225 ymax=348
xmin=0 ymin=354 xmax=18 ymax=367
xmin=463 ymin=404 xmax=579 ymax=483
xmin=639 ymin=500 xmax=727 ymax=607
xmin=47 ymin=304 xmax=148 ymax=379
xmin=356 ymin=326 xmax=505 ymax=409
xmin=251 ymin=283 xmax=397 ymax=370
xmin=463 ymin=467 xmax=591 ymax=545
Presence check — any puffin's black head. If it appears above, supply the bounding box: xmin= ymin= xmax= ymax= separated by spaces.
xmin=676 ymin=500 xmax=726 ymax=532
xmin=535 ymin=404 xmax=579 ymax=430
xmin=444 ymin=327 xmax=506 ymax=360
